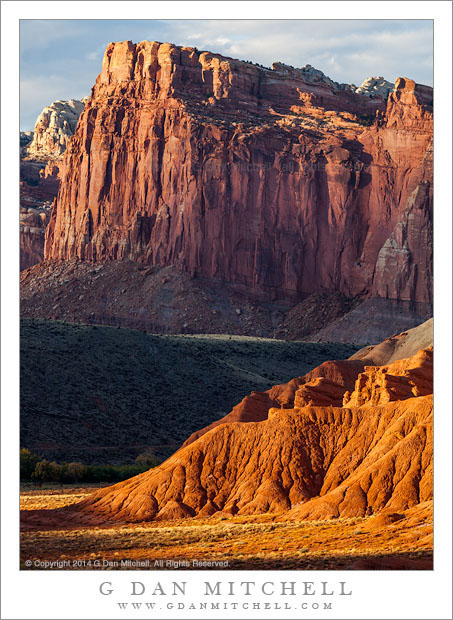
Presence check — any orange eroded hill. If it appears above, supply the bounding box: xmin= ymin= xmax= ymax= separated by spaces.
xmin=22 ymin=346 xmax=432 ymax=527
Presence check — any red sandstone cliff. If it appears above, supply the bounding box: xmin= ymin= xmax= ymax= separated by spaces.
xmin=44 ymin=41 xmax=433 ymax=305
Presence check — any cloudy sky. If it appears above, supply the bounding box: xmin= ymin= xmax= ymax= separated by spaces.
xmin=20 ymin=19 xmax=433 ymax=130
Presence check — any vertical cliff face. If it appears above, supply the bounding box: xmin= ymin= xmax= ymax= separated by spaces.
xmin=369 ymin=79 xmax=433 ymax=303
xmin=44 ymin=41 xmax=433 ymax=304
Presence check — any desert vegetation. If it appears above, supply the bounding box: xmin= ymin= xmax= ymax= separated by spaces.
xmin=20 ymin=448 xmax=160 ymax=485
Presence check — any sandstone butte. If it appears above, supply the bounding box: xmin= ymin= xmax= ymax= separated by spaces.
xmin=42 ymin=40 xmax=433 ymax=307
xmin=21 ymin=323 xmax=433 ymax=527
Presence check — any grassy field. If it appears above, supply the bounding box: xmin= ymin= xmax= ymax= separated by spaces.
xmin=20 ymin=319 xmax=359 ymax=464
xmin=20 ymin=486 xmax=432 ymax=571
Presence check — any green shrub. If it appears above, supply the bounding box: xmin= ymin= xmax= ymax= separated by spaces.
xmin=31 ymin=459 xmax=61 ymax=485
xmin=20 ymin=448 xmax=39 ymax=481
xmin=21 ymin=450 xmax=152 ymax=484
xmin=67 ymin=462 xmax=87 ymax=483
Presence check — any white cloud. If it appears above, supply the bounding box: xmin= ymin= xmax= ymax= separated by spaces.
xmin=166 ymin=19 xmax=433 ymax=85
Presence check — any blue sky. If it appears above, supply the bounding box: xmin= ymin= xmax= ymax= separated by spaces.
xmin=20 ymin=19 xmax=433 ymax=130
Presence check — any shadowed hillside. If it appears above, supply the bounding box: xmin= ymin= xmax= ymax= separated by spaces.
xmin=20 ymin=319 xmax=358 ymax=463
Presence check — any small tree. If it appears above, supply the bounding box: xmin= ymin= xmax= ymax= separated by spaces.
xmin=48 ymin=461 xmax=62 ymax=483
xmin=20 ymin=448 xmax=39 ymax=481
xmin=31 ymin=460 xmax=52 ymax=487
xmin=67 ymin=462 xmax=87 ymax=483
xmin=59 ymin=461 xmax=69 ymax=485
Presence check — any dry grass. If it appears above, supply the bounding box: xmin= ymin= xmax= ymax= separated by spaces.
xmin=20 ymin=487 xmax=433 ymax=570
xmin=20 ymin=484 xmax=109 ymax=511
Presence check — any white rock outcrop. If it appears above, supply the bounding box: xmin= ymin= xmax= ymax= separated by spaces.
xmin=355 ymin=76 xmax=394 ymax=100
xmin=26 ymin=97 xmax=88 ymax=159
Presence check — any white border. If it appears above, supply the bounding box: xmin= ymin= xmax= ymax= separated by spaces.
xmin=2 ymin=2 xmax=452 ymax=619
